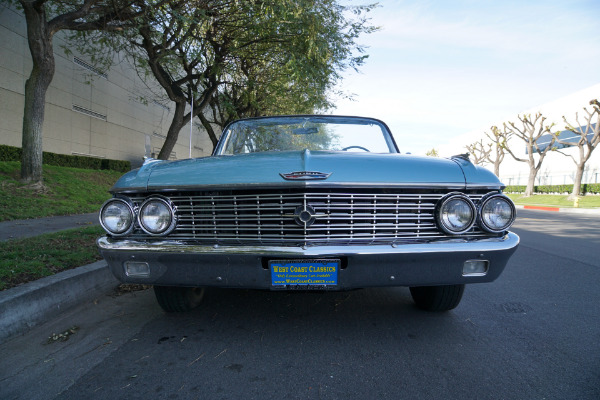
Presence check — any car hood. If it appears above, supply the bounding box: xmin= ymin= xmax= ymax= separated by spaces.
xmin=111 ymin=150 xmax=502 ymax=192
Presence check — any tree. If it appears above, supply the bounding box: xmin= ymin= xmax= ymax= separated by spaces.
xmin=485 ymin=126 xmax=507 ymax=177
xmin=198 ymin=51 xmax=335 ymax=150
xmin=555 ymin=99 xmax=600 ymax=198
xmin=195 ymin=6 xmax=338 ymax=150
xmin=198 ymin=67 xmax=331 ymax=151
xmin=465 ymin=128 xmax=507 ymax=178
xmin=465 ymin=139 xmax=491 ymax=166
xmin=130 ymin=0 xmax=222 ymax=159
xmin=425 ymin=148 xmax=439 ymax=157
xmin=199 ymin=1 xmax=376 ymax=135
xmin=502 ymin=113 xmax=556 ymax=197
xmin=13 ymin=0 xmax=144 ymax=185
xmin=118 ymin=0 xmax=376 ymax=158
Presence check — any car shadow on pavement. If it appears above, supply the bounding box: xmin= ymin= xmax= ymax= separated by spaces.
xmin=57 ymin=286 xmax=476 ymax=399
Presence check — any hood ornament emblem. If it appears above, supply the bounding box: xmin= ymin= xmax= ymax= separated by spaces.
xmin=280 ymin=171 xmax=332 ymax=180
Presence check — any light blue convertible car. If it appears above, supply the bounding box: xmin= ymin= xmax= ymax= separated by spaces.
xmin=98 ymin=115 xmax=519 ymax=312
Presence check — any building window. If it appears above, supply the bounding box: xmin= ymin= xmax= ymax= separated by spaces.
xmin=72 ymin=104 xmax=107 ymax=121
xmin=73 ymin=57 xmax=108 ymax=79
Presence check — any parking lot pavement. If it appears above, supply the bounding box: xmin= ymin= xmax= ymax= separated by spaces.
xmin=0 ymin=287 xmax=161 ymax=400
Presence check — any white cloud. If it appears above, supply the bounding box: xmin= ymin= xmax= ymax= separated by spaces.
xmin=335 ymin=0 xmax=600 ymax=155
xmin=365 ymin=0 xmax=600 ymax=59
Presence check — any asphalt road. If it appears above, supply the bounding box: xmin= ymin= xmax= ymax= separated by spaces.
xmin=1 ymin=209 xmax=598 ymax=400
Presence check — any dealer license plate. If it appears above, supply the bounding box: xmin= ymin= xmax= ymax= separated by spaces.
xmin=270 ymin=259 xmax=339 ymax=288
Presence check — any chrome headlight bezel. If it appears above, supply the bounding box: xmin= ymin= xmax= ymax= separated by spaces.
xmin=99 ymin=197 xmax=136 ymax=236
xmin=436 ymin=193 xmax=477 ymax=235
xmin=478 ymin=193 xmax=516 ymax=233
xmin=137 ymin=196 xmax=177 ymax=236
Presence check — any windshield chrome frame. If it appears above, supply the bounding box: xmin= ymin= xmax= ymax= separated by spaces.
xmin=213 ymin=115 xmax=400 ymax=156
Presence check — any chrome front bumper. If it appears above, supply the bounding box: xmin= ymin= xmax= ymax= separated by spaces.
xmin=97 ymin=233 xmax=520 ymax=289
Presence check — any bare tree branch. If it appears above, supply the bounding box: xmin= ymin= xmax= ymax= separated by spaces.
xmin=503 ymin=113 xmax=556 ymax=196
xmin=555 ymin=99 xmax=600 ymax=197
xmin=465 ymin=139 xmax=491 ymax=166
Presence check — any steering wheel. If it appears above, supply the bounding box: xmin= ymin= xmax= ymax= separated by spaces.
xmin=342 ymin=145 xmax=370 ymax=152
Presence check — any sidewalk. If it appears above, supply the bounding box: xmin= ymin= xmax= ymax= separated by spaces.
xmin=515 ymin=204 xmax=600 ymax=214
xmin=0 ymin=212 xmax=99 ymax=241
xmin=0 ymin=212 xmax=116 ymax=344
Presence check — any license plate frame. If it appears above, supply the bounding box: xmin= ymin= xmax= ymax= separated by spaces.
xmin=269 ymin=259 xmax=339 ymax=289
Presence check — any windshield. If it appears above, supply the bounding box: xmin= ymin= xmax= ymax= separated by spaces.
xmin=216 ymin=116 xmax=397 ymax=155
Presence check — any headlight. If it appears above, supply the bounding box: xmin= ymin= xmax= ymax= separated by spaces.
xmin=100 ymin=198 xmax=134 ymax=236
xmin=138 ymin=197 xmax=176 ymax=235
xmin=479 ymin=194 xmax=516 ymax=233
xmin=436 ymin=193 xmax=476 ymax=234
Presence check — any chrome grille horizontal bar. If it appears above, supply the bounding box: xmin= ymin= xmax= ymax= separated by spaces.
xmin=127 ymin=190 xmax=495 ymax=245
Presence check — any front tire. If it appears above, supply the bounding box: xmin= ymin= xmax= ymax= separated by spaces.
xmin=154 ymin=286 xmax=205 ymax=312
xmin=409 ymin=284 xmax=465 ymax=312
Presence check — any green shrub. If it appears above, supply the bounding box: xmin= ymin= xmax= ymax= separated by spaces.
xmin=43 ymin=152 xmax=103 ymax=170
xmin=504 ymin=185 xmax=527 ymax=193
xmin=504 ymin=183 xmax=600 ymax=195
xmin=0 ymin=145 xmax=21 ymax=160
xmin=101 ymin=158 xmax=131 ymax=172
xmin=0 ymin=144 xmax=130 ymax=172
xmin=536 ymin=185 xmax=573 ymax=194
xmin=583 ymin=183 xmax=600 ymax=194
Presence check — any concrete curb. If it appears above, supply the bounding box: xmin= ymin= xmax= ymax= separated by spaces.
xmin=515 ymin=204 xmax=600 ymax=215
xmin=0 ymin=261 xmax=119 ymax=345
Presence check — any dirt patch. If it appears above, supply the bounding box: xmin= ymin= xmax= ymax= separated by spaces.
xmin=112 ymin=284 xmax=152 ymax=297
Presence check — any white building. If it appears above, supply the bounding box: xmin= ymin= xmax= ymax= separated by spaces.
xmin=440 ymin=84 xmax=600 ymax=187
xmin=0 ymin=4 xmax=214 ymax=168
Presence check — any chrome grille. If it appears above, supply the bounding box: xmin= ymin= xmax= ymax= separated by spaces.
xmin=128 ymin=190 xmax=494 ymax=245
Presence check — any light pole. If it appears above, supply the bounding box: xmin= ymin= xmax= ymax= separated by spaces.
xmin=188 ymin=84 xmax=194 ymax=159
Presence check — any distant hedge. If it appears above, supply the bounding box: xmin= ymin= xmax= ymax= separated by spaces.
xmin=505 ymin=183 xmax=600 ymax=195
xmin=0 ymin=144 xmax=130 ymax=172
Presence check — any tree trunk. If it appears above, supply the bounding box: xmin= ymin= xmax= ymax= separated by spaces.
xmin=525 ymin=167 xmax=538 ymax=197
xmin=20 ymin=2 xmax=56 ymax=184
xmin=198 ymin=112 xmax=219 ymax=152
xmin=570 ymin=163 xmax=585 ymax=199
xmin=493 ymin=160 xmax=500 ymax=178
xmin=158 ymin=101 xmax=186 ymax=160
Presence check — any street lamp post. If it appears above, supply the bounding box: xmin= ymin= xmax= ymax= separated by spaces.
xmin=188 ymin=84 xmax=194 ymax=159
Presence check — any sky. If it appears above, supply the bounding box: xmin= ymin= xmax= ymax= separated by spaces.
xmin=332 ymin=0 xmax=600 ymax=155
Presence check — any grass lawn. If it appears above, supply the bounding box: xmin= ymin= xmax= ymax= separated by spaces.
xmin=506 ymin=193 xmax=600 ymax=208
xmin=0 ymin=161 xmax=123 ymax=221
xmin=0 ymin=162 xmax=123 ymax=290
xmin=0 ymin=226 xmax=104 ymax=291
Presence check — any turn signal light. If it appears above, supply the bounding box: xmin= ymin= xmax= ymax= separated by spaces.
xmin=463 ymin=260 xmax=489 ymax=277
